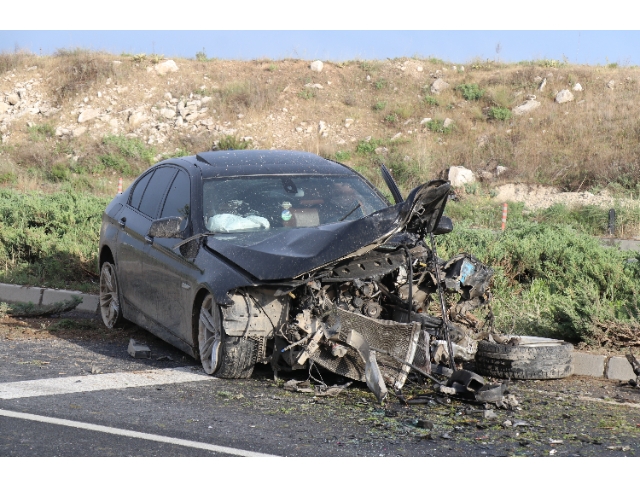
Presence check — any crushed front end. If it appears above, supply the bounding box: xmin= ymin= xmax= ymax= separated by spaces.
xmin=211 ymin=179 xmax=494 ymax=402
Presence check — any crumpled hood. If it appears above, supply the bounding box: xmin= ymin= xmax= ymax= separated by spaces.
xmin=205 ymin=179 xmax=450 ymax=281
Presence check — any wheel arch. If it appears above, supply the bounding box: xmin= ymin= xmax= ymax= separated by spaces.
xmin=100 ymin=245 xmax=115 ymax=268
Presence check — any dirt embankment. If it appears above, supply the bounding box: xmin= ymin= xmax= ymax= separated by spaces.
xmin=2 ymin=51 xmax=640 ymax=196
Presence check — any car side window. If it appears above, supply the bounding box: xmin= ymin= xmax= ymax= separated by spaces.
xmin=160 ymin=170 xmax=190 ymax=232
xmin=138 ymin=167 xmax=178 ymax=219
xmin=129 ymin=170 xmax=154 ymax=210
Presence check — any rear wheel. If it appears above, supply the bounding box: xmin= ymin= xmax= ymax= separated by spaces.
xmin=198 ymin=294 xmax=257 ymax=378
xmin=99 ymin=261 xmax=124 ymax=329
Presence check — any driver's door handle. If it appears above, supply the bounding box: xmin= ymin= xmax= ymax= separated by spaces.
xmin=144 ymin=235 xmax=154 ymax=244
xmin=118 ymin=217 xmax=126 ymax=228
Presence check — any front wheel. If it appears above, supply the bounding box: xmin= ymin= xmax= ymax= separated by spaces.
xmin=198 ymin=294 xmax=257 ymax=379
xmin=99 ymin=261 xmax=124 ymax=329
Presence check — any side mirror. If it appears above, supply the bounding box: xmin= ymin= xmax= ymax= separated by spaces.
xmin=148 ymin=216 xmax=183 ymax=239
xmin=433 ymin=215 xmax=453 ymax=236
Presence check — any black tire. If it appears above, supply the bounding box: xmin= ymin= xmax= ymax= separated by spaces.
xmin=99 ymin=261 xmax=124 ymax=329
xmin=475 ymin=338 xmax=574 ymax=380
xmin=198 ymin=294 xmax=257 ymax=379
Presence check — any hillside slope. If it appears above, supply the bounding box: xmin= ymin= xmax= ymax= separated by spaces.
xmin=1 ymin=51 xmax=640 ymax=197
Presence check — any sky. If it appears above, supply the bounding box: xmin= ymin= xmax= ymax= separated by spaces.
xmin=1 ymin=31 xmax=638 ymax=66
xmin=1 ymin=2 xmax=638 ymax=65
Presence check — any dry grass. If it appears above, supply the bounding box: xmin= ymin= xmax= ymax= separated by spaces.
xmin=1 ymin=52 xmax=640 ymax=195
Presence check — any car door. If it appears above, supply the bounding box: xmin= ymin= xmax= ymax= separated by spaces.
xmin=143 ymin=168 xmax=201 ymax=342
xmin=118 ymin=166 xmax=177 ymax=318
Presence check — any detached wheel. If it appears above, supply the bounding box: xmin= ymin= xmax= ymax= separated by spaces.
xmin=99 ymin=261 xmax=124 ymax=329
xmin=198 ymin=294 xmax=257 ymax=379
xmin=475 ymin=336 xmax=574 ymax=380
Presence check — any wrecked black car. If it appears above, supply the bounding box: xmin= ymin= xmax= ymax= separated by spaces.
xmin=98 ymin=150 xmax=493 ymax=401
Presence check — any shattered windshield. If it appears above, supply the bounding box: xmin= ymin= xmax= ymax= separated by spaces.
xmin=202 ymin=175 xmax=388 ymax=233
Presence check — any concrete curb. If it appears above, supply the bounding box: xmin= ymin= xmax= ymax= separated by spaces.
xmin=0 ymin=283 xmax=99 ymax=315
xmin=572 ymin=351 xmax=636 ymax=382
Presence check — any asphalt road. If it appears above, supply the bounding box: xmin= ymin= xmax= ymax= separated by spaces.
xmin=1 ymin=315 xmax=639 ymax=457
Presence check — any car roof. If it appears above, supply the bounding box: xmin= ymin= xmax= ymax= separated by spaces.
xmin=179 ymin=150 xmax=356 ymax=178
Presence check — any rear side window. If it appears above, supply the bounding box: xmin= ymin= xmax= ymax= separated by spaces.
xmin=129 ymin=170 xmax=154 ymax=210
xmin=138 ymin=167 xmax=178 ymax=218
xmin=160 ymin=170 xmax=191 ymax=231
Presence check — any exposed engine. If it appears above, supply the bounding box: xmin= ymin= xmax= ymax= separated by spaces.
xmin=220 ymin=237 xmax=494 ymax=402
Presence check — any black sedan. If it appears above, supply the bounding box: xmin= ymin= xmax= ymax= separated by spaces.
xmin=99 ymin=150 xmax=490 ymax=400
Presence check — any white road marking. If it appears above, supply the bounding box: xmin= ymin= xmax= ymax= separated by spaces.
xmin=0 ymin=408 xmax=277 ymax=457
xmin=0 ymin=367 xmax=213 ymax=400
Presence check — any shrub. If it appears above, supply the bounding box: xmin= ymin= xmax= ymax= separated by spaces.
xmin=298 ymin=88 xmax=316 ymax=100
xmin=384 ymin=113 xmax=398 ymax=124
xmin=488 ymin=106 xmax=512 ymax=121
xmin=426 ymin=119 xmax=453 ymax=134
xmin=356 ymin=138 xmax=382 ymax=155
xmin=456 ymin=83 xmax=485 ymax=101
xmin=49 ymin=163 xmax=71 ymax=182
xmin=98 ymin=153 xmax=132 ymax=175
xmin=0 ymin=172 xmax=17 ymax=185
xmin=0 ymin=189 xmax=110 ymax=291
xmin=334 ymin=150 xmax=351 ymax=162
xmin=215 ymin=135 xmax=253 ymax=151
xmin=373 ymin=101 xmax=387 ymax=111
xmin=439 ymin=221 xmax=640 ymax=343
xmin=195 ymin=50 xmax=208 ymax=62
xmin=28 ymin=123 xmax=56 ymax=142
xmin=374 ymin=79 xmax=388 ymax=90
xmin=102 ymin=135 xmax=155 ymax=164
xmin=424 ymin=95 xmax=439 ymax=106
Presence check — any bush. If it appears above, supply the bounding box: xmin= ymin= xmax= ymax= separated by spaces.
xmin=98 ymin=153 xmax=132 ymax=175
xmin=426 ymin=119 xmax=453 ymax=134
xmin=424 ymin=95 xmax=439 ymax=106
xmin=373 ymin=101 xmax=387 ymax=111
xmin=439 ymin=221 xmax=640 ymax=343
xmin=215 ymin=135 xmax=253 ymax=151
xmin=356 ymin=138 xmax=385 ymax=155
xmin=334 ymin=150 xmax=351 ymax=162
xmin=0 ymin=189 xmax=110 ymax=291
xmin=374 ymin=79 xmax=388 ymax=90
xmin=456 ymin=83 xmax=485 ymax=101
xmin=49 ymin=163 xmax=71 ymax=182
xmin=384 ymin=113 xmax=398 ymax=124
xmin=298 ymin=88 xmax=316 ymax=100
xmin=28 ymin=123 xmax=56 ymax=142
xmin=102 ymin=135 xmax=155 ymax=163
xmin=488 ymin=106 xmax=512 ymax=121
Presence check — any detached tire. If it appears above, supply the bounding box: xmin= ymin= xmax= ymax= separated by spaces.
xmin=475 ymin=337 xmax=574 ymax=380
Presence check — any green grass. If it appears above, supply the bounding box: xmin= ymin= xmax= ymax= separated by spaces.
xmin=28 ymin=123 xmax=55 ymax=142
xmin=102 ymin=135 xmax=155 ymax=163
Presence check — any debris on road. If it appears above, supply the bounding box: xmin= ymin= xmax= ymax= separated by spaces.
xmin=127 ymin=339 xmax=151 ymax=359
